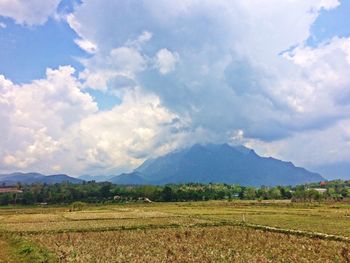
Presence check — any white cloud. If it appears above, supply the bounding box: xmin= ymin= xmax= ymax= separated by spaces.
xmin=0 ymin=66 xmax=190 ymax=175
xmin=274 ymin=37 xmax=350 ymax=118
xmin=66 ymin=13 xmax=81 ymax=34
xmin=78 ymin=32 xmax=149 ymax=91
xmin=126 ymin=31 xmax=153 ymax=50
xmin=0 ymin=0 xmax=61 ymax=26
xmin=67 ymin=13 xmax=99 ymax=54
xmin=2 ymin=0 xmax=350 ymax=175
xmin=0 ymin=22 xmax=6 ymax=28
xmin=0 ymin=66 xmax=97 ymax=173
xmin=109 ymin=47 xmax=147 ymax=74
xmin=61 ymin=87 xmax=190 ymax=174
xmin=63 ymin=0 xmax=350 ymax=171
xmin=155 ymin=49 xmax=179 ymax=75
xmin=245 ymin=118 xmax=350 ymax=169
xmin=74 ymin=38 xmax=98 ymax=54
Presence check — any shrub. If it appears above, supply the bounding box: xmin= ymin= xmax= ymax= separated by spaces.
xmin=71 ymin=201 xmax=86 ymax=211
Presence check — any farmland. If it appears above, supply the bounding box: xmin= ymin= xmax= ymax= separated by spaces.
xmin=0 ymin=200 xmax=349 ymax=262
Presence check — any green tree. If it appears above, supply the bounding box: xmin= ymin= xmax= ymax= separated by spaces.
xmin=269 ymin=188 xmax=282 ymax=199
xmin=243 ymin=187 xmax=256 ymax=200
xmin=161 ymin=186 xmax=173 ymax=201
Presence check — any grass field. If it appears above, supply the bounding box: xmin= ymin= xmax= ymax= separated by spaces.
xmin=0 ymin=200 xmax=349 ymax=262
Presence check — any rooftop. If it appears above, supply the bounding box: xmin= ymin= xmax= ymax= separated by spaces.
xmin=0 ymin=188 xmax=23 ymax=193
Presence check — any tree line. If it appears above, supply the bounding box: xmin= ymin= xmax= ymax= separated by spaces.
xmin=0 ymin=180 xmax=349 ymax=205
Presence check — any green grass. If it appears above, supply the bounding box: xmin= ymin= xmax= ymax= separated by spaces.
xmin=0 ymin=233 xmax=57 ymax=263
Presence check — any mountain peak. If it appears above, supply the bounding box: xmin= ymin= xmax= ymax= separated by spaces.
xmin=113 ymin=143 xmax=323 ymax=186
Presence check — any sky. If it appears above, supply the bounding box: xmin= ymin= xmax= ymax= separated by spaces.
xmin=0 ymin=0 xmax=350 ymax=179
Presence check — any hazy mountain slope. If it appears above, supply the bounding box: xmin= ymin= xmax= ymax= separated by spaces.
xmin=78 ymin=175 xmax=113 ymax=182
xmin=109 ymin=172 xmax=149 ymax=185
xmin=122 ymin=143 xmax=324 ymax=186
xmin=0 ymin=172 xmax=82 ymax=185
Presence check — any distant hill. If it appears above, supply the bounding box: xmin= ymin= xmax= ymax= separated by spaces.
xmin=0 ymin=172 xmax=82 ymax=186
xmin=111 ymin=143 xmax=324 ymax=186
xmin=109 ymin=172 xmax=149 ymax=185
xmin=78 ymin=174 xmax=113 ymax=182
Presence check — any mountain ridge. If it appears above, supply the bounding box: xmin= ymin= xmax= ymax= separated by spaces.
xmin=0 ymin=172 xmax=82 ymax=185
xmin=110 ymin=143 xmax=324 ymax=186
xmin=0 ymin=144 xmax=325 ymax=186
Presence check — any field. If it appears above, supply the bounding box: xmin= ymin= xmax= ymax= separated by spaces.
xmin=0 ymin=200 xmax=349 ymax=262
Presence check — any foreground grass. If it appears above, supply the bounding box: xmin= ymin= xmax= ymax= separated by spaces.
xmin=28 ymin=226 xmax=350 ymax=262
xmin=0 ymin=236 xmax=16 ymax=263
xmin=0 ymin=200 xmax=350 ymax=262
xmin=0 ymin=233 xmax=56 ymax=263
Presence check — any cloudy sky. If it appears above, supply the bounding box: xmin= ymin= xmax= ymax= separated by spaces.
xmin=0 ymin=0 xmax=350 ymax=178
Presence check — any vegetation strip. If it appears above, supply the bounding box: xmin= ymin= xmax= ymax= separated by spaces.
xmin=1 ymin=179 xmax=349 ymax=206
xmin=1 ymin=215 xmax=181 ymax=224
xmin=62 ymin=215 xmax=181 ymax=221
xmin=188 ymin=215 xmax=350 ymax=243
xmin=236 ymin=221 xmax=350 ymax=243
xmin=0 ymin=233 xmax=57 ymax=263
xmin=0 ymin=222 xmax=218 ymax=235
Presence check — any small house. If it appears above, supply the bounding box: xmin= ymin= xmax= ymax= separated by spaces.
xmin=312 ymin=188 xmax=327 ymax=194
xmin=0 ymin=187 xmax=23 ymax=194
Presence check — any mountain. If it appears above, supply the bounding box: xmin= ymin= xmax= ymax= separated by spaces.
xmin=113 ymin=143 xmax=324 ymax=186
xmin=78 ymin=174 xmax=113 ymax=182
xmin=0 ymin=172 xmax=83 ymax=186
xmin=109 ymin=172 xmax=149 ymax=185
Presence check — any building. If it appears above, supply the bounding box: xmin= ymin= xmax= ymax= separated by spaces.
xmin=312 ymin=188 xmax=327 ymax=194
xmin=0 ymin=188 xmax=23 ymax=194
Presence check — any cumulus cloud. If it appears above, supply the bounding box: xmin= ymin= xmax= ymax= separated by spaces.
xmin=61 ymin=88 xmax=190 ymax=174
xmin=245 ymin=118 xmax=350 ymax=169
xmin=0 ymin=66 xmax=97 ymax=172
xmin=78 ymin=31 xmax=150 ymax=92
xmin=271 ymin=37 xmax=350 ymax=123
xmin=1 ymin=0 xmax=350 ymax=175
xmin=154 ymin=49 xmax=179 ymax=75
xmin=0 ymin=0 xmax=61 ymax=26
xmin=0 ymin=67 xmax=190 ymax=175
xmin=63 ymin=0 xmax=350 ymax=170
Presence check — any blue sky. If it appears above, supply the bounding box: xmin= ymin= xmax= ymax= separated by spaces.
xmin=0 ymin=0 xmax=349 ymax=178
xmin=1 ymin=1 xmax=349 ymax=108
xmin=1 ymin=1 xmax=347 ymax=84
xmin=309 ymin=0 xmax=350 ymax=44
xmin=0 ymin=17 xmax=85 ymax=82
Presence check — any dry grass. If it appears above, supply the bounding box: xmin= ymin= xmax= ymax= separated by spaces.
xmin=1 ymin=216 xmax=211 ymax=233
xmin=0 ymin=238 xmax=16 ymax=263
xmin=62 ymin=210 xmax=171 ymax=220
xmin=1 ymin=201 xmax=350 ymax=262
xmin=28 ymin=226 xmax=350 ymax=263
xmin=2 ymin=214 xmax=63 ymax=223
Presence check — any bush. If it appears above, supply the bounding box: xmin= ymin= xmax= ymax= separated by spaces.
xmin=71 ymin=201 xmax=86 ymax=211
